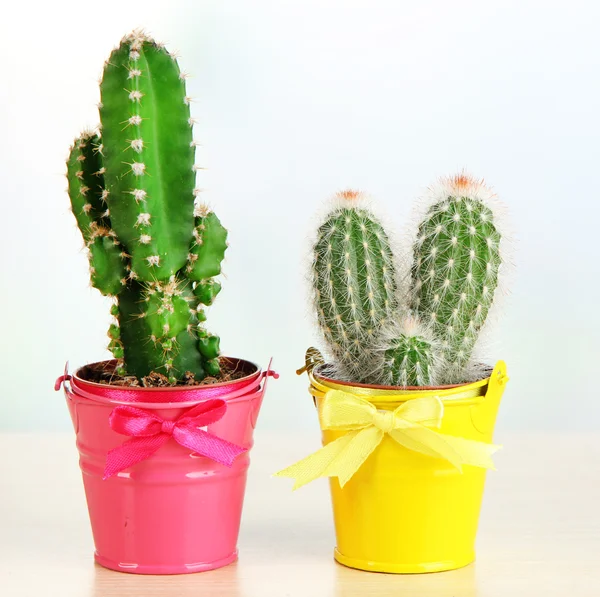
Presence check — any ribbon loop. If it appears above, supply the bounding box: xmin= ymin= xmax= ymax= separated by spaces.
xmin=103 ymin=399 xmax=247 ymax=480
xmin=320 ymin=390 xmax=376 ymax=429
xmin=275 ymin=389 xmax=501 ymax=490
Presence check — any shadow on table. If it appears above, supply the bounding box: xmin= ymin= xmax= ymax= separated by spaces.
xmin=92 ymin=562 xmax=242 ymax=597
xmin=334 ymin=560 xmax=479 ymax=597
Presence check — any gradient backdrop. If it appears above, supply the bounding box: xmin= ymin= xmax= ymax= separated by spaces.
xmin=1 ymin=0 xmax=598 ymax=432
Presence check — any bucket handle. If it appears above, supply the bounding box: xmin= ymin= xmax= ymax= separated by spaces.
xmin=55 ymin=362 xmax=81 ymax=432
xmin=250 ymin=358 xmax=278 ymax=428
xmin=470 ymin=360 xmax=509 ymax=436
xmin=55 ymin=362 xmax=74 ymax=397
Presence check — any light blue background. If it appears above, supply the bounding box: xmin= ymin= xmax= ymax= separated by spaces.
xmin=1 ymin=0 xmax=598 ymax=432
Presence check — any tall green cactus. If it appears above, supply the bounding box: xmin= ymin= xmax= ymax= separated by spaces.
xmin=311 ymin=191 xmax=398 ymax=380
xmin=410 ymin=174 xmax=503 ymax=382
xmin=66 ymin=31 xmax=227 ymax=382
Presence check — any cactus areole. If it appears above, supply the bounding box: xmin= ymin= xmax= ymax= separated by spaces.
xmin=66 ymin=31 xmax=228 ymax=383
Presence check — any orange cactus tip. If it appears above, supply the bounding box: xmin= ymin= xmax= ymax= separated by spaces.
xmin=336 ymin=189 xmax=363 ymax=202
xmin=448 ymin=172 xmax=485 ymax=192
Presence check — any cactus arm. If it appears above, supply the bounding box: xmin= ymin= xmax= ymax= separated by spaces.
xmin=67 ymin=132 xmax=127 ymax=296
xmin=411 ymin=175 xmax=502 ymax=381
xmin=66 ymin=132 xmax=108 ymax=241
xmin=88 ymin=235 xmax=127 ymax=296
xmin=107 ymin=304 xmax=125 ymax=361
xmin=193 ymin=280 xmax=222 ymax=306
xmin=187 ymin=209 xmax=228 ymax=280
xmin=99 ymin=33 xmax=195 ymax=281
xmin=183 ymin=206 xmax=227 ymax=378
xmin=171 ymin=322 xmax=209 ymax=379
xmin=312 ymin=192 xmax=397 ymax=379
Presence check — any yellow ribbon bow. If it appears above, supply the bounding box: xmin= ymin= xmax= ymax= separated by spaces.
xmin=275 ymin=390 xmax=501 ymax=490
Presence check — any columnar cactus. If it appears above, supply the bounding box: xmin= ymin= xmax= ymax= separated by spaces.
xmin=66 ymin=31 xmax=227 ymax=382
xmin=311 ymin=191 xmax=398 ymax=380
xmin=410 ymin=174 xmax=503 ymax=382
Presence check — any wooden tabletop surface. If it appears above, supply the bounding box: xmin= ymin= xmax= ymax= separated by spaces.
xmin=1 ymin=431 xmax=598 ymax=596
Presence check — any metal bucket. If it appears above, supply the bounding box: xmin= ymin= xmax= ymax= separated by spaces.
xmin=55 ymin=357 xmax=276 ymax=574
xmin=313 ymin=360 xmax=507 ymax=573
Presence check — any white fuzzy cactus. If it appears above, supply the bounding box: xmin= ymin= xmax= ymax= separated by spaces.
xmin=409 ymin=173 xmax=508 ymax=383
xmin=310 ymin=173 xmax=510 ymax=387
xmin=311 ymin=190 xmax=398 ymax=380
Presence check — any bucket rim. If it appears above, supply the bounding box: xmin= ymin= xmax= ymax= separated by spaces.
xmin=69 ymin=357 xmax=262 ymax=409
xmin=312 ymin=363 xmax=495 ymax=406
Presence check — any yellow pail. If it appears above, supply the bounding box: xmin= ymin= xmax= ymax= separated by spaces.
xmin=312 ymin=359 xmax=507 ymax=574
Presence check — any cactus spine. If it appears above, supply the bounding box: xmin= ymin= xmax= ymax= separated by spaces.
xmin=410 ymin=174 xmax=502 ymax=382
xmin=312 ymin=191 xmax=397 ymax=379
xmin=66 ymin=31 xmax=227 ymax=382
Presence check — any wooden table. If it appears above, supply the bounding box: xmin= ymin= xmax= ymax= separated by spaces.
xmin=1 ymin=432 xmax=598 ymax=596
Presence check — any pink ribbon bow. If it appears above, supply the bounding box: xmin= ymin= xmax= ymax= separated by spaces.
xmin=103 ymin=399 xmax=246 ymax=480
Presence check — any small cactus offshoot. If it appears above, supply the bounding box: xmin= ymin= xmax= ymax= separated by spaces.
xmin=376 ymin=316 xmax=440 ymax=387
xmin=66 ymin=31 xmax=227 ymax=382
xmin=310 ymin=174 xmax=508 ymax=387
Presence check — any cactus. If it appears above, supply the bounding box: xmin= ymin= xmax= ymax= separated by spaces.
xmin=66 ymin=31 xmax=227 ymax=382
xmin=311 ymin=191 xmax=397 ymax=380
xmin=410 ymin=174 xmax=503 ymax=382
xmin=310 ymin=174 xmax=507 ymax=387
xmin=376 ymin=316 xmax=440 ymax=387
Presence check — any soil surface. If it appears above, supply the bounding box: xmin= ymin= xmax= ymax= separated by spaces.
xmin=78 ymin=359 xmax=252 ymax=388
xmin=314 ymin=363 xmax=494 ymax=389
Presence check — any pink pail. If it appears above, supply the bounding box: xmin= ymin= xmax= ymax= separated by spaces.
xmin=55 ymin=357 xmax=276 ymax=575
